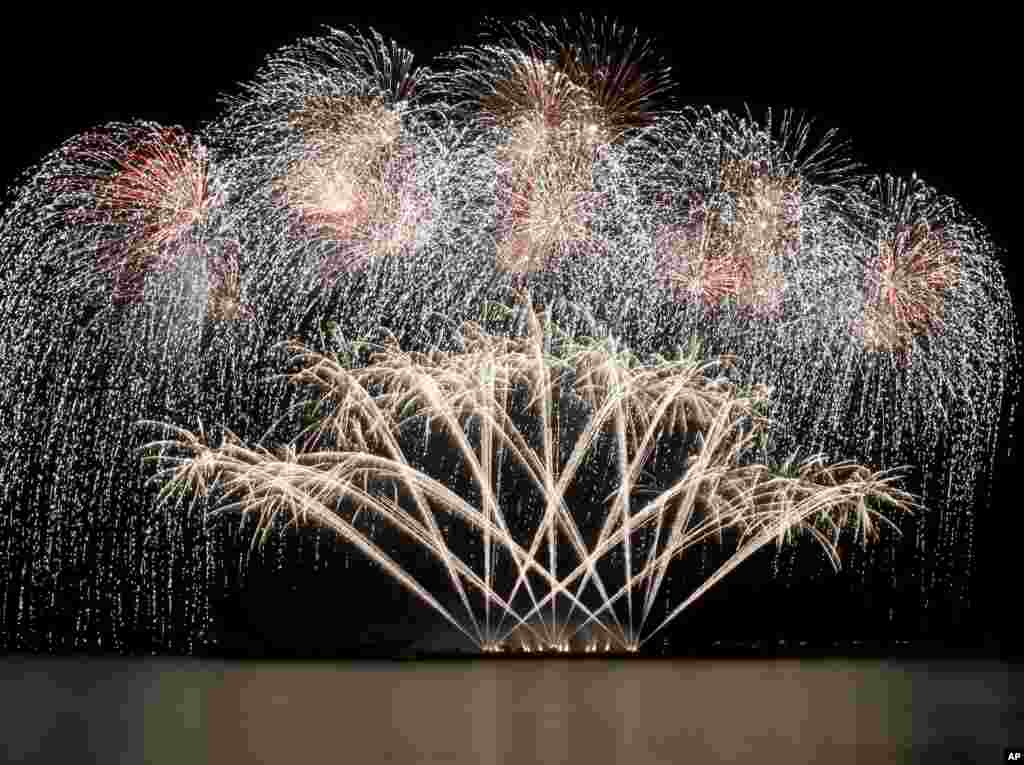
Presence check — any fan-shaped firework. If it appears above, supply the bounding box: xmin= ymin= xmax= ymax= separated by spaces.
xmin=0 ymin=18 xmax=1015 ymax=654
xmin=139 ymin=298 xmax=915 ymax=652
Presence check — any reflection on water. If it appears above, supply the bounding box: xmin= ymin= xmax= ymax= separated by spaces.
xmin=0 ymin=657 xmax=1017 ymax=763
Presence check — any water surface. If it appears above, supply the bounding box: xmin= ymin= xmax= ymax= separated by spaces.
xmin=1 ymin=656 xmax=1018 ymax=763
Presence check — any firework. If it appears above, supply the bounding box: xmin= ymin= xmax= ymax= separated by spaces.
xmin=210 ymin=28 xmax=437 ymax=284
xmin=856 ymin=176 xmax=962 ymax=354
xmin=710 ymin=158 xmax=799 ymax=316
xmin=0 ymin=18 xmax=1015 ymax=655
xmin=272 ymin=96 xmax=424 ymax=276
xmin=0 ymin=123 xmax=215 ymax=306
xmin=437 ymin=15 xmax=674 ymax=139
xmin=0 ymin=126 xmax=263 ymax=654
xmin=650 ymin=109 xmax=850 ymax=318
xmin=491 ymin=125 xmax=606 ymax=274
xmin=140 ymin=296 xmax=914 ymax=652
xmin=437 ymin=17 xmax=672 ymax=281
xmin=653 ymin=196 xmax=762 ymax=313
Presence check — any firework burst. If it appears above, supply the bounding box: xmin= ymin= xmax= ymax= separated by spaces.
xmin=437 ymin=16 xmax=672 ymax=282
xmin=650 ymin=109 xmax=851 ymax=319
xmin=0 ymin=122 xmax=217 ymax=307
xmin=211 ymin=28 xmax=437 ymax=285
xmin=437 ymin=15 xmax=674 ymax=139
xmin=856 ymin=176 xmax=962 ymax=354
xmin=272 ymin=99 xmax=415 ymax=276
xmin=492 ymin=123 xmax=606 ymax=274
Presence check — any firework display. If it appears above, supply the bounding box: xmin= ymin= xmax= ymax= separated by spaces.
xmin=0 ymin=19 xmax=1015 ymax=654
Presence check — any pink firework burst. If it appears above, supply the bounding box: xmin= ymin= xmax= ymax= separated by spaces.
xmin=273 ymin=97 xmax=424 ymax=280
xmin=54 ymin=123 xmax=213 ymax=304
xmin=656 ymin=159 xmax=799 ymax=316
xmin=860 ymin=221 xmax=960 ymax=353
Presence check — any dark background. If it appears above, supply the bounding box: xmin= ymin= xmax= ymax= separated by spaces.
xmin=1 ymin=8 xmax=1018 ymax=657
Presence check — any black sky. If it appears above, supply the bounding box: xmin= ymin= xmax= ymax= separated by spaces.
xmin=2 ymin=9 xmax=1019 ymax=653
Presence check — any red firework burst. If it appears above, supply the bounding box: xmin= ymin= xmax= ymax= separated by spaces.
xmin=654 ymin=215 xmax=744 ymax=309
xmin=657 ymin=160 xmax=799 ymax=316
xmin=56 ymin=124 xmax=213 ymax=304
xmin=860 ymin=221 xmax=960 ymax=352
xmin=274 ymin=97 xmax=419 ymax=278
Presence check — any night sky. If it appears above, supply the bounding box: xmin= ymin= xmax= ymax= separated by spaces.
xmin=1 ymin=9 xmax=1018 ymax=656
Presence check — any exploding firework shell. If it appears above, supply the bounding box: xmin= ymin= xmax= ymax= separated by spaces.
xmin=32 ymin=123 xmax=216 ymax=306
xmin=209 ymin=29 xmax=439 ymax=288
xmin=271 ymin=98 xmax=422 ymax=278
xmin=439 ymin=19 xmax=672 ymax=284
xmin=646 ymin=105 xmax=861 ymax=325
xmin=858 ymin=222 xmax=960 ymax=353
xmin=83 ymin=125 xmax=211 ymax=243
xmin=493 ymin=119 xmax=606 ymax=275
xmin=477 ymin=55 xmax=605 ymax=137
xmin=722 ymin=159 xmax=801 ymax=316
xmin=655 ymin=159 xmax=800 ymax=316
xmin=437 ymin=16 xmax=675 ymax=141
xmin=455 ymin=52 xmax=611 ymax=278
xmin=653 ymin=214 xmax=744 ymax=309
